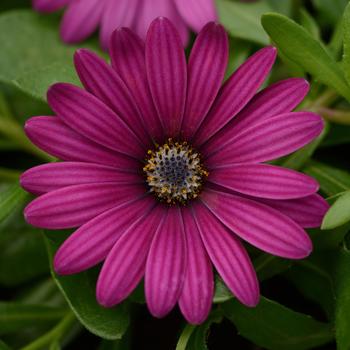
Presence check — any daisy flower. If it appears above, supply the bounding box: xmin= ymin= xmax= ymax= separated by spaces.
xmin=21 ymin=18 xmax=328 ymax=324
xmin=32 ymin=0 xmax=217 ymax=49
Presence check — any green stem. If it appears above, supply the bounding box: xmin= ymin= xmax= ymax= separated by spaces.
xmin=176 ymin=324 xmax=196 ymax=350
xmin=0 ymin=167 xmax=21 ymax=181
xmin=317 ymin=107 xmax=350 ymax=125
xmin=20 ymin=312 xmax=76 ymax=350
xmin=305 ymin=89 xmax=338 ymax=112
xmin=0 ymin=118 xmax=53 ymax=162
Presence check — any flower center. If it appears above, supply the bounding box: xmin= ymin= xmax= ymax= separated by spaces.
xmin=143 ymin=139 xmax=208 ymax=205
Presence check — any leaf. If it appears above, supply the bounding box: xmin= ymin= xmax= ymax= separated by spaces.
xmin=0 ymin=198 xmax=48 ymax=286
xmin=300 ymin=8 xmax=320 ymax=40
xmin=0 ymin=11 xmax=101 ymax=101
xmin=266 ymin=0 xmax=292 ymax=16
xmin=303 ymin=161 xmax=350 ymax=196
xmin=0 ymin=340 xmax=11 ymax=350
xmin=342 ymin=2 xmax=350 ymax=86
xmin=223 ymin=297 xmax=334 ymax=350
xmin=261 ymin=13 xmax=350 ymax=101
xmin=333 ymin=250 xmax=350 ymax=349
xmin=216 ymin=0 xmax=270 ymax=45
xmin=0 ymin=183 xmax=28 ymax=225
xmin=44 ymin=230 xmax=130 ymax=340
xmin=0 ymin=302 xmax=66 ymax=335
xmin=322 ymin=190 xmax=350 ymax=229
xmin=284 ymin=262 xmax=335 ymax=318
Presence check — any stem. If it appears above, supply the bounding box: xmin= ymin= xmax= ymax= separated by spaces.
xmin=305 ymin=89 xmax=338 ymax=112
xmin=175 ymin=324 xmax=196 ymax=350
xmin=0 ymin=118 xmax=53 ymax=162
xmin=20 ymin=312 xmax=76 ymax=350
xmin=317 ymin=107 xmax=350 ymax=125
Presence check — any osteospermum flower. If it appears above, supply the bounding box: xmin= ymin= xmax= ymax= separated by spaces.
xmin=21 ymin=18 xmax=329 ymax=324
xmin=32 ymin=0 xmax=217 ymax=49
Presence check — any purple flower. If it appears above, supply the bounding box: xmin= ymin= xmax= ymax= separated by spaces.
xmin=32 ymin=0 xmax=217 ymax=49
xmin=21 ymin=18 xmax=328 ymax=324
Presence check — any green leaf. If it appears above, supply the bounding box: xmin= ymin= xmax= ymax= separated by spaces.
xmin=216 ymin=0 xmax=270 ymax=45
xmin=342 ymin=2 xmax=350 ymax=86
xmin=322 ymin=190 xmax=350 ymax=229
xmin=44 ymin=231 xmax=130 ymax=340
xmin=300 ymin=8 xmax=320 ymax=40
xmin=266 ymin=0 xmax=292 ymax=16
xmin=261 ymin=13 xmax=350 ymax=101
xmin=223 ymin=297 xmax=334 ymax=350
xmin=284 ymin=262 xmax=335 ymax=319
xmin=0 ymin=11 xmax=101 ymax=101
xmin=303 ymin=161 xmax=350 ymax=196
xmin=0 ymin=183 xmax=28 ymax=225
xmin=0 ymin=340 xmax=11 ymax=350
xmin=332 ymin=250 xmax=350 ymax=349
xmin=0 ymin=302 xmax=66 ymax=335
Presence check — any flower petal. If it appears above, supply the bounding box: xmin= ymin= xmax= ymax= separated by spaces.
xmin=33 ymin=0 xmax=70 ymax=12
xmin=202 ymin=78 xmax=310 ymax=155
xmin=194 ymin=46 xmax=277 ymax=146
xmin=24 ymin=116 xmax=139 ymax=169
xmin=201 ymin=189 xmax=313 ymax=259
xmin=192 ymin=201 xmax=259 ymax=306
xmin=20 ymin=162 xmax=142 ymax=195
xmin=47 ymin=83 xmax=145 ymax=158
xmin=209 ymin=164 xmax=319 ymax=199
xmin=181 ymin=22 xmax=228 ymax=140
xmin=145 ymin=206 xmax=186 ymax=318
xmin=99 ymin=0 xmax=138 ymax=50
xmin=178 ymin=208 xmax=213 ymax=324
xmin=145 ymin=17 xmax=187 ymax=137
xmin=74 ymin=49 xmax=151 ymax=147
xmin=54 ymin=196 xmax=154 ymax=275
xmin=174 ymin=0 xmax=217 ymax=32
xmin=97 ymin=204 xmax=166 ymax=307
xmin=24 ymin=183 xmax=145 ymax=229
xmin=135 ymin=0 xmax=189 ymax=45
xmin=207 ymin=112 xmax=323 ymax=166
xmin=110 ymin=28 xmax=163 ymax=141
xmin=259 ymin=194 xmax=329 ymax=228
xmin=60 ymin=0 xmax=102 ymax=43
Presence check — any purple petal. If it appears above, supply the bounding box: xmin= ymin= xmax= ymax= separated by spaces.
xmin=181 ymin=22 xmax=228 ymax=140
xmin=20 ymin=162 xmax=142 ymax=195
xmin=97 ymin=204 xmax=166 ymax=307
xmin=99 ymin=0 xmax=138 ymax=50
xmin=259 ymin=194 xmax=329 ymax=228
xmin=33 ymin=0 xmax=70 ymax=12
xmin=194 ymin=46 xmax=277 ymax=146
xmin=135 ymin=0 xmax=189 ymax=45
xmin=174 ymin=0 xmax=218 ymax=32
xmin=74 ymin=49 xmax=151 ymax=147
xmin=110 ymin=28 xmax=163 ymax=141
xmin=201 ymin=189 xmax=313 ymax=259
xmin=178 ymin=208 xmax=213 ymax=324
xmin=145 ymin=206 xmax=186 ymax=318
xmin=145 ymin=17 xmax=187 ymax=138
xmin=192 ymin=201 xmax=259 ymax=306
xmin=207 ymin=112 xmax=324 ymax=166
xmin=60 ymin=0 xmax=102 ymax=43
xmin=209 ymin=164 xmax=319 ymax=199
xmin=47 ymin=83 xmax=145 ymax=158
xmin=24 ymin=183 xmax=145 ymax=229
xmin=54 ymin=196 xmax=154 ymax=275
xmin=24 ymin=116 xmax=139 ymax=169
xmin=202 ymin=78 xmax=310 ymax=155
